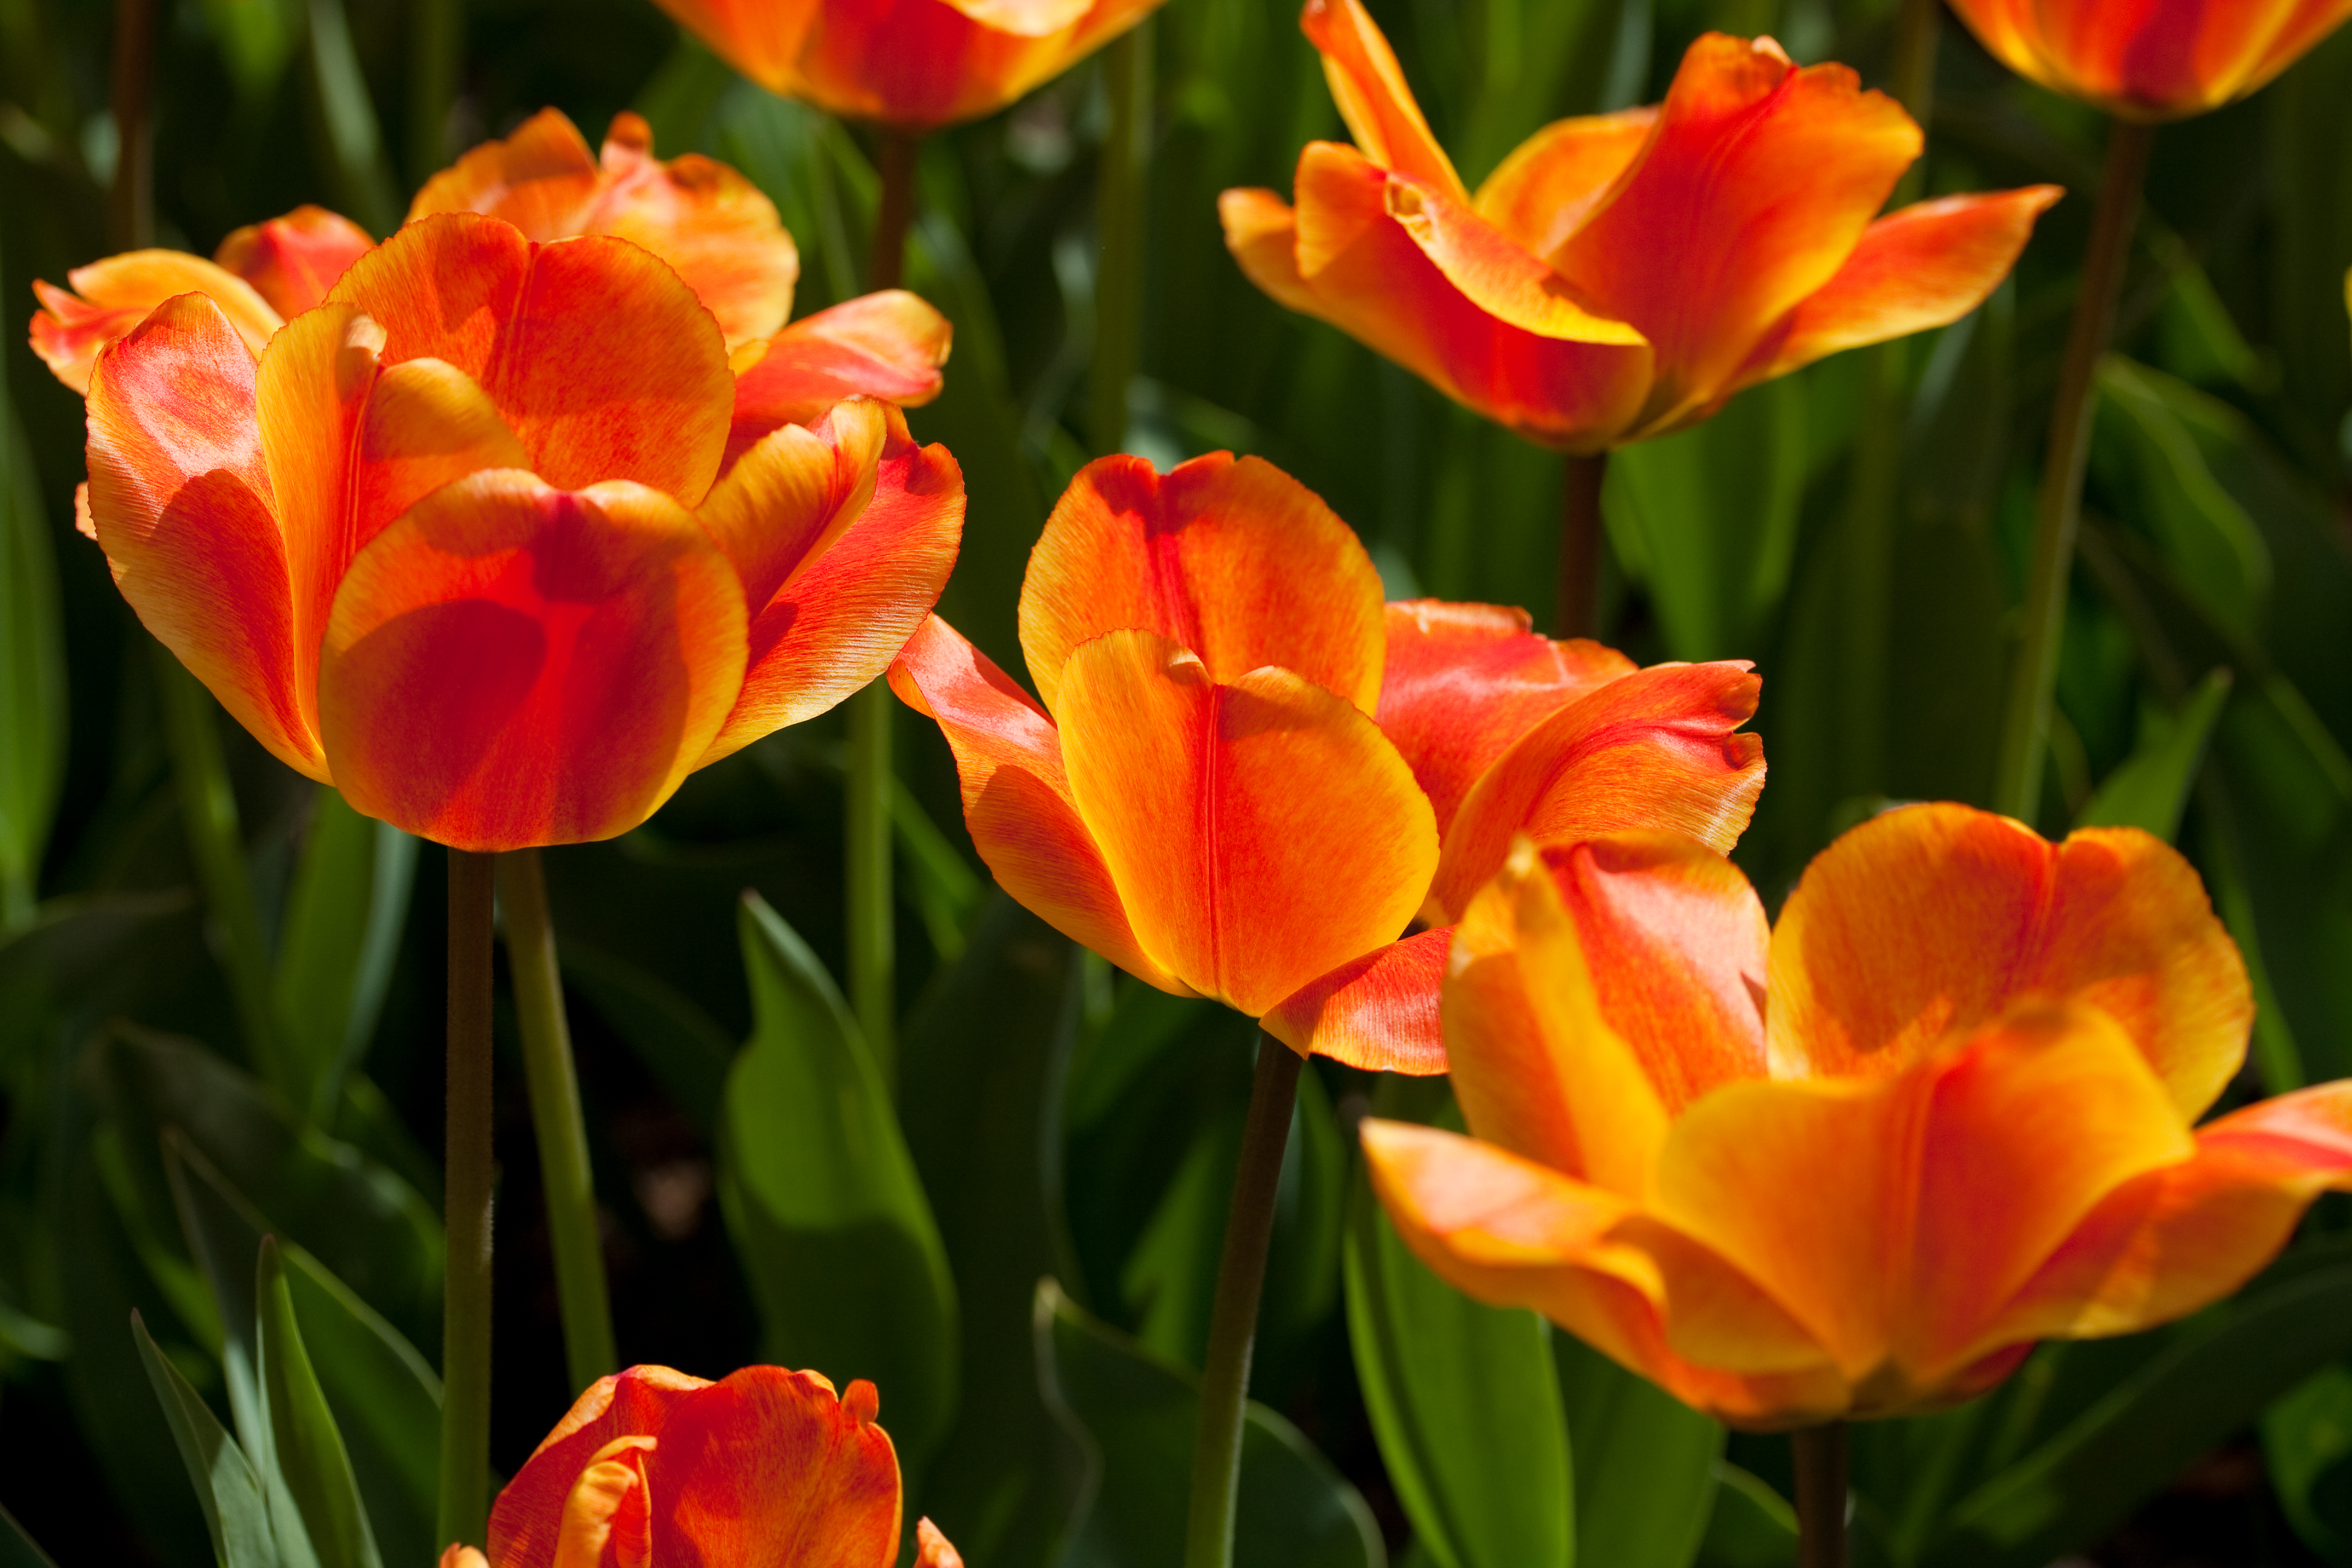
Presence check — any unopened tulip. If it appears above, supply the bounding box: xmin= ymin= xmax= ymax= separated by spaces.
xmin=1222 ymin=0 xmax=2060 ymax=451
xmin=1365 ymin=802 xmax=2352 ymax=1427
xmin=1946 ymin=0 xmax=2352 ymax=120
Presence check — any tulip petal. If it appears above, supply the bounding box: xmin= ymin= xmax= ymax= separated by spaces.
xmin=1733 ymin=186 xmax=2062 ymax=389
xmin=30 ymin=252 xmax=281 ymax=395
xmin=937 ymin=0 xmax=1091 ymax=36
xmin=1426 ymin=661 xmax=1764 ymax=924
xmin=701 ymin=410 xmax=964 ymax=763
xmin=410 ymin=105 xmax=604 ymax=236
xmin=1217 ymin=188 xmax=1322 ymax=318
xmin=889 ymin=615 xmax=1190 ymax=995
xmin=1765 ymin=802 xmax=2252 ymax=1117
xmin=352 ymin=356 xmax=531 ymax=550
xmin=82 ymin=293 xmax=324 ymax=778
xmin=647 ymin=1366 xmax=902 ymax=1568
xmin=727 ymin=291 xmax=953 ymax=466
xmin=1950 ymin=0 xmax=2352 ymax=119
xmin=1054 ymin=630 xmax=1438 ymax=1017
xmin=1472 ymin=108 xmax=1659 ymax=259
xmin=1019 ymin=452 xmax=1387 ymax=716
xmin=1262 ymin=927 xmax=1451 ymax=1073
xmin=214 ymin=205 xmax=376 ymax=319
xmin=1299 ymin=0 xmax=1465 ymax=198
xmin=317 ymin=471 xmax=748 ymax=850
xmin=699 ymin=399 xmax=889 ymax=614
xmin=1382 ymin=175 xmax=1644 ymax=345
xmin=914 ymin=1518 xmax=965 ymax=1568
xmin=325 ymin=211 xmax=528 ymax=380
xmin=490 ymin=1365 xmax=711 ymax=1567
xmin=554 ymin=1437 xmax=655 ymax=1568
xmin=1376 ymin=598 xmax=1636 ymax=835
xmin=1554 ymin=34 xmax=1921 ymax=430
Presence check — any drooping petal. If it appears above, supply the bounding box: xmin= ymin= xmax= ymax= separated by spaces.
xmin=1765 ymin=803 xmax=2252 ymax=1116
xmin=1379 ymin=174 xmax=1644 ymax=345
xmin=489 ymin=1365 xmax=711 ymax=1567
xmin=214 ymin=206 xmax=376 ymax=319
xmin=82 ymin=293 xmax=324 ymax=778
xmin=888 ymin=615 xmax=1190 ymax=995
xmin=645 ymin=1367 xmax=902 ymax=1568
xmin=1298 ymin=0 xmax=1465 ymax=198
xmin=30 ymin=252 xmax=281 ymax=394
xmin=1262 ymin=927 xmax=1451 ymax=1073
xmin=1019 ymin=452 xmax=1387 ymax=716
xmin=1052 ymin=629 xmax=1438 ymax=1017
xmin=1376 ymin=599 xmax=1635 ymax=834
xmin=1426 ymin=660 xmax=1764 ymax=924
xmin=1553 ymin=34 xmax=1921 ymax=431
xmin=727 ymin=291 xmax=953 ymax=466
xmin=316 ymin=471 xmax=749 ymax=850
xmin=1472 ymin=108 xmax=1659 ymax=260
xmin=700 ymin=407 xmax=964 ymax=763
xmin=1731 ymin=186 xmax=2062 ymax=390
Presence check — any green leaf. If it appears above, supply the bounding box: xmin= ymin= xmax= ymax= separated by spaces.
xmin=133 ymin=1309 xmax=279 ymax=1568
xmin=1344 ymin=1174 xmax=1571 ymax=1568
xmin=299 ymin=0 xmax=396 ymax=234
xmin=0 ymin=373 xmax=65 ymax=932
xmin=1928 ymin=1265 xmax=2352 ymax=1566
xmin=715 ymin=892 xmax=959 ymax=1472
xmin=2076 ymin=668 xmax=2232 ymax=840
xmin=272 ymin=791 xmax=417 ymax=1120
xmin=1694 ymin=1464 xmax=1795 ymax=1568
xmin=892 ymin=776 xmax=985 ymax=963
xmin=1555 ymin=1330 xmax=1723 ymax=1568
xmin=257 ymin=1236 xmax=382 ymax=1568
xmin=2263 ymin=1361 xmax=2352 ymax=1563
xmin=1036 ymin=1280 xmax=1384 ymax=1568
xmin=0 ymin=1501 xmax=62 ymax=1568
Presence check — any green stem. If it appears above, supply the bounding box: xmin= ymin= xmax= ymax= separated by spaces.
xmin=107 ymin=0 xmax=154 ymax=248
xmin=1990 ymin=117 xmax=2154 ymax=822
xmin=495 ymin=848 xmax=616 ymax=1393
xmin=407 ymin=0 xmax=459 ymax=188
xmin=1792 ymin=1422 xmax=1848 ymax=1568
xmin=1182 ymin=1034 xmax=1302 ymax=1568
xmin=152 ymin=649 xmax=290 ymax=1094
xmin=1555 ymin=451 xmax=1607 ymax=639
xmin=1090 ymin=24 xmax=1151 ymax=456
xmin=438 ymin=848 xmax=495 ymax=1552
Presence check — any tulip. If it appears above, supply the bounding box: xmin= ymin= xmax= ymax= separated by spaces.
xmin=436 ymin=1364 xmax=964 ymax=1567
xmin=644 ymin=0 xmax=1162 ymax=131
xmin=1946 ymin=0 xmax=2352 ymax=121
xmin=1364 ymin=802 xmax=2352 ymax=1429
xmin=1220 ymin=0 xmax=2060 ymax=452
xmin=75 ymin=211 xmax=964 ymax=851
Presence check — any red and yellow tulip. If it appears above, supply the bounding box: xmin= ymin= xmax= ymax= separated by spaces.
xmin=1364 ymin=803 xmax=2352 ymax=1428
xmin=437 ymin=1364 xmax=962 ymax=1567
xmin=644 ymin=0 xmax=1162 ymax=131
xmin=1945 ymin=0 xmax=2352 ymax=121
xmin=890 ymin=455 xmax=1763 ymax=1071
xmin=1221 ymin=0 xmax=2060 ymax=451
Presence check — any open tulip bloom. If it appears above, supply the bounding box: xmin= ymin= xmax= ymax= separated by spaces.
xmin=34 ymin=110 xmax=965 ymax=852
xmin=437 ymin=1364 xmax=962 ymax=1567
xmin=1221 ymin=0 xmax=2062 ymax=451
xmin=889 ymin=451 xmax=1765 ymax=1069
xmin=1944 ymin=0 xmax=2352 ymax=121
xmin=1363 ymin=802 xmax=2352 ymax=1429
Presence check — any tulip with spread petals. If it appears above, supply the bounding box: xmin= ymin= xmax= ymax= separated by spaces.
xmin=1364 ymin=802 xmax=2352 ymax=1428
xmin=889 ymin=454 xmax=1765 ymax=1071
xmin=1945 ymin=0 xmax=2352 ymax=121
xmin=1221 ymin=0 xmax=2061 ymax=451
xmin=436 ymin=1364 xmax=962 ymax=1567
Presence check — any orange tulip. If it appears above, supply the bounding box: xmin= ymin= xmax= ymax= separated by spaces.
xmin=436 ymin=1364 xmax=963 ymax=1567
xmin=889 ymin=457 xmax=1763 ymax=1071
xmin=1363 ymin=802 xmax=2352 ymax=1428
xmin=73 ymin=210 xmax=964 ymax=850
xmin=1945 ymin=0 xmax=2352 ymax=120
xmin=646 ymin=0 xmax=1161 ymax=131
xmin=1220 ymin=0 xmax=2062 ymax=451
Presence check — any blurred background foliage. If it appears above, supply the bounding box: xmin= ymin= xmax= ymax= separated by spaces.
xmin=5 ymin=0 xmax=2352 ymax=1563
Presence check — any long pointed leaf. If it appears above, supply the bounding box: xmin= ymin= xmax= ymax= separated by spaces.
xmin=133 ymin=1309 xmax=279 ymax=1568
xmin=257 ymin=1238 xmax=382 ymax=1568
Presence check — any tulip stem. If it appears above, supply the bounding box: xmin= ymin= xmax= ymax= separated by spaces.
xmin=1183 ymin=1034 xmax=1302 ymax=1568
xmin=439 ymin=848 xmax=496 ymax=1553
xmin=107 ymin=0 xmax=154 ymax=248
xmin=1792 ymin=1422 xmax=1849 ymax=1568
xmin=1091 ymin=22 xmax=1151 ymax=456
xmin=496 ymin=848 xmax=617 ymax=1394
xmin=1990 ymin=116 xmax=2154 ymax=822
xmin=869 ymin=129 xmax=920 ymax=290
xmin=1556 ymin=452 xmax=1607 ymax=640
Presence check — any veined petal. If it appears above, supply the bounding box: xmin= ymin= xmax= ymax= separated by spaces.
xmin=1382 ymin=174 xmax=1642 ymax=345
xmin=1263 ymin=927 xmax=1451 ymax=1073
xmin=700 ymin=399 xmax=890 ymax=613
xmin=1731 ymin=187 xmax=2061 ymax=390
xmin=1054 ymin=630 xmax=1437 ymax=1017
xmin=589 ymin=113 xmax=797 ymax=348
xmin=31 ymin=252 xmax=281 ymax=394
xmin=554 ymin=1437 xmax=655 ymax=1568
xmin=327 ymin=210 xmax=527 ymax=382
xmin=491 ymin=1365 xmax=711 ymax=1566
xmin=1473 ymin=108 xmax=1658 ymax=260
xmin=1376 ymin=599 xmax=1635 ymax=835
xmin=411 ymin=105 xmax=604 ymax=235
xmin=1427 ymin=660 xmax=1763 ymax=925
xmin=317 ymin=471 xmax=748 ymax=850
xmin=214 ymin=206 xmax=376 ymax=319
xmin=1298 ymin=0 xmax=1465 ymax=198
xmin=83 ymin=293 xmax=324 ymax=778
xmin=888 ymin=615 xmax=1189 ymax=995
xmin=1765 ymin=803 xmax=2252 ymax=1117
xmin=727 ymin=291 xmax=953 ymax=466
xmin=1021 ymin=452 xmax=1385 ymax=715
